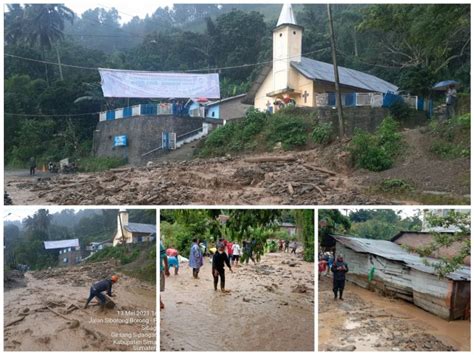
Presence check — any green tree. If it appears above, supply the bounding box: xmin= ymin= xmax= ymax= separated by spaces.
xmin=415 ymin=210 xmax=470 ymax=277
xmin=6 ymin=4 xmax=75 ymax=82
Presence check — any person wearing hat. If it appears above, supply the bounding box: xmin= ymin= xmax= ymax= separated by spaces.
xmin=84 ymin=275 xmax=119 ymax=309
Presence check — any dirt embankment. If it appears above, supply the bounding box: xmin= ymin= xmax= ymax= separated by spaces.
xmin=4 ymin=127 xmax=469 ymax=205
xmin=161 ymin=251 xmax=314 ymax=351
xmin=355 ymin=127 xmax=470 ymax=201
xmin=4 ymin=261 xmax=156 ymax=351
xmin=318 ymin=276 xmax=470 ymax=351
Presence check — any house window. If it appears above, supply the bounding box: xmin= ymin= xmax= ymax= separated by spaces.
xmin=63 ymin=257 xmax=68 ymax=263
xmin=211 ymin=111 xmax=215 ymax=117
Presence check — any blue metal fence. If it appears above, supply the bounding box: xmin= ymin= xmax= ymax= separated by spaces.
xmin=123 ymin=106 xmax=132 ymax=118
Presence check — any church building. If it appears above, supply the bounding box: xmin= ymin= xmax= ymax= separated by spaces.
xmin=245 ymin=4 xmax=398 ymax=112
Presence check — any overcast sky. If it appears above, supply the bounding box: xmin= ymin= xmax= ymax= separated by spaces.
xmin=338 ymin=208 xmax=422 ymax=219
xmin=4 ymin=207 xmax=85 ymax=222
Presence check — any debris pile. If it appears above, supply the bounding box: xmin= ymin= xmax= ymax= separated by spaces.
xmin=11 ymin=152 xmax=387 ymax=205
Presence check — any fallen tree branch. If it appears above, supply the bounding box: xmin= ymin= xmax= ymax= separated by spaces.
xmin=244 ymin=155 xmax=296 ymax=163
xmin=5 ymin=315 xmax=26 ymax=327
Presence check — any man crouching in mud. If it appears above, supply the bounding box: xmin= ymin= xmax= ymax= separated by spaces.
xmin=84 ymin=275 xmax=119 ymax=310
xmin=331 ymin=255 xmax=348 ymax=300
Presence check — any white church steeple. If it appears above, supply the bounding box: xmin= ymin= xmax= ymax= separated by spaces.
xmin=276 ymin=3 xmax=297 ymax=27
xmin=272 ymin=3 xmax=303 ymax=92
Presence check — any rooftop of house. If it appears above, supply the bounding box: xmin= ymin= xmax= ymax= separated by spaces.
xmin=332 ymin=235 xmax=470 ymax=281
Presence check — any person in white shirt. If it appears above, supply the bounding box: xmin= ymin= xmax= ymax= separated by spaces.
xmin=231 ymin=243 xmax=241 ymax=266
xmin=446 ymin=84 xmax=457 ymax=119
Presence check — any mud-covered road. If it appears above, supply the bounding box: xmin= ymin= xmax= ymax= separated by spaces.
xmin=5 ymin=128 xmax=469 ymax=206
xmin=160 ymin=251 xmax=314 ymax=351
xmin=4 ymin=261 xmax=156 ymax=351
xmin=318 ymin=276 xmax=470 ymax=351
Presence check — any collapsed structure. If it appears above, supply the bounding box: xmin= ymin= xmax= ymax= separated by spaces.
xmin=331 ymin=235 xmax=470 ymax=321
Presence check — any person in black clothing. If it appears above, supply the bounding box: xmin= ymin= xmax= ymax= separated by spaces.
xmin=331 ymin=255 xmax=348 ymax=300
xmin=84 ymin=275 xmax=119 ymax=309
xmin=212 ymin=246 xmax=233 ymax=292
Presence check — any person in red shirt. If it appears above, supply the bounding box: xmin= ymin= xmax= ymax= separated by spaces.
xmin=318 ymin=258 xmax=328 ymax=280
xmin=226 ymin=241 xmax=234 ymax=265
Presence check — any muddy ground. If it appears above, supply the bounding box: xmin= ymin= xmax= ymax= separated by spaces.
xmin=318 ymin=276 xmax=470 ymax=351
xmin=4 ymin=261 xmax=156 ymax=351
xmin=160 ymin=251 xmax=314 ymax=351
xmin=5 ymin=128 xmax=469 ymax=205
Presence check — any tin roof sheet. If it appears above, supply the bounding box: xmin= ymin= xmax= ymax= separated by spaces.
xmin=333 ymin=235 xmax=470 ymax=281
xmin=124 ymin=223 xmax=156 ymax=234
xmin=291 ymin=57 xmax=399 ymax=93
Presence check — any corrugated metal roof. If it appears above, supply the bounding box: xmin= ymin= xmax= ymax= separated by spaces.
xmin=206 ymin=94 xmax=247 ymax=107
xmin=44 ymin=238 xmax=80 ymax=250
xmin=291 ymin=57 xmax=399 ymax=93
xmin=124 ymin=223 xmax=156 ymax=234
xmin=333 ymin=235 xmax=470 ymax=281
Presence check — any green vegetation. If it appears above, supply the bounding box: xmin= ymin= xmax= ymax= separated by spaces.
xmin=318 ymin=209 xmax=422 ymax=243
xmin=4 ymin=208 xmax=156 ymax=278
xmin=311 ymin=122 xmax=334 ymax=145
xmin=198 ymin=108 xmax=314 ymax=157
xmin=5 ymin=4 xmax=469 ymax=165
xmin=78 ymin=156 xmax=127 ymax=172
xmin=379 ymin=178 xmax=414 ymax=193
xmin=160 ymin=209 xmax=315 ymax=262
xmin=88 ymin=244 xmax=156 ymax=283
xmin=349 ymin=117 xmax=402 ymax=171
xmin=416 ymin=210 xmax=470 ymax=277
xmin=429 ymin=113 xmax=470 ymax=159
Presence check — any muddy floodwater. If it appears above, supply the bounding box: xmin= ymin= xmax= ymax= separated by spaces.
xmin=160 ymin=251 xmax=314 ymax=351
xmin=4 ymin=262 xmax=156 ymax=351
xmin=318 ymin=276 xmax=470 ymax=351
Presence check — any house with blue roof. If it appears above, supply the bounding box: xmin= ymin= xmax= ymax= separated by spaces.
xmin=245 ymin=4 xmax=402 ymax=112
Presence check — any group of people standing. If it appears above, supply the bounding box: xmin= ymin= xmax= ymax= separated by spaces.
xmin=278 ymin=239 xmax=298 ymax=254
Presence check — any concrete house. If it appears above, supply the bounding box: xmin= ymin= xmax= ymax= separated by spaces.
xmin=113 ymin=210 xmax=156 ymax=246
xmin=44 ymin=239 xmax=82 ymax=267
xmin=245 ymin=4 xmax=398 ymax=112
xmin=332 ymin=235 xmax=470 ymax=320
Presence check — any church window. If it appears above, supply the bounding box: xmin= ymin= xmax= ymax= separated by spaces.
xmin=279 ymin=33 xmax=282 ymax=37
xmin=293 ymin=31 xmax=296 ymax=35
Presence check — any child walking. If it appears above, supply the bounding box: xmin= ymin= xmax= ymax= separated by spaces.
xmin=212 ymin=246 xmax=233 ymax=292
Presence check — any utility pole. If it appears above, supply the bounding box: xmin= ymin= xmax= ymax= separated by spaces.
xmin=327 ymin=4 xmax=344 ymax=138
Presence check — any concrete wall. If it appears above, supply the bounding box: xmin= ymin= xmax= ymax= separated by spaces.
xmin=306 ymin=106 xmax=427 ymax=136
xmin=92 ymin=115 xmax=203 ymax=165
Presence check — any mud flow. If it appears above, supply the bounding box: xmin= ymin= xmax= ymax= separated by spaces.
xmin=318 ymin=276 xmax=470 ymax=351
xmin=4 ymin=261 xmax=156 ymax=351
xmin=160 ymin=251 xmax=314 ymax=351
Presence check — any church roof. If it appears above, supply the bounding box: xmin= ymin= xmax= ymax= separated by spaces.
xmin=277 ymin=3 xmax=297 ymax=27
xmin=291 ymin=57 xmax=398 ymax=93
xmin=124 ymin=222 xmax=156 ymax=235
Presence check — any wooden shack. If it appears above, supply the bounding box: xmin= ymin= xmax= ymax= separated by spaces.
xmin=332 ymin=235 xmax=471 ymax=320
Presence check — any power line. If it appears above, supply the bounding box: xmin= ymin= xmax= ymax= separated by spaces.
xmin=5 ymin=47 xmax=330 ymax=74
xmin=5 ymin=111 xmax=101 ymax=117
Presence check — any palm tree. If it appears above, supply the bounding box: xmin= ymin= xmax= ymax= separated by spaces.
xmin=6 ymin=4 xmax=74 ymax=82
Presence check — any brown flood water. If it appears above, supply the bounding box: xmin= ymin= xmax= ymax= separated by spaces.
xmin=319 ymin=276 xmax=470 ymax=351
xmin=160 ymin=251 xmax=315 ymax=351
xmin=4 ymin=263 xmax=156 ymax=351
